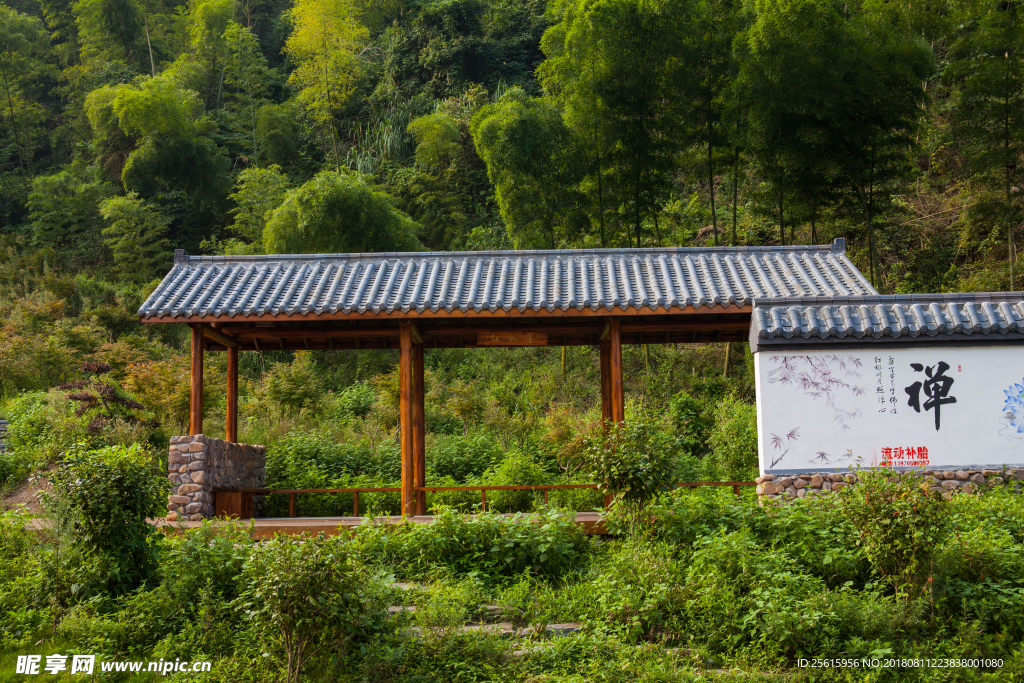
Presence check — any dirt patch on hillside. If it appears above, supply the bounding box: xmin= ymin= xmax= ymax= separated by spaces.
xmin=1 ymin=470 xmax=53 ymax=514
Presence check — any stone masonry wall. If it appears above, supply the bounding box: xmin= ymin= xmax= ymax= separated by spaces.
xmin=165 ymin=435 xmax=266 ymax=521
xmin=756 ymin=468 xmax=1024 ymax=503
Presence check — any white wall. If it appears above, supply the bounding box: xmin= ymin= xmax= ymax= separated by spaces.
xmin=754 ymin=346 xmax=1024 ymax=473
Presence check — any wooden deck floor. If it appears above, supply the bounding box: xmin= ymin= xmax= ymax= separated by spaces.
xmin=151 ymin=512 xmax=608 ymax=539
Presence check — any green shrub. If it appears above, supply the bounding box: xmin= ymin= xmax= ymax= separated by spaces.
xmin=622 ymin=486 xmax=761 ymax=543
xmin=582 ymin=417 xmax=677 ymax=535
xmin=336 ymin=381 xmax=375 ymax=418
xmin=237 ymin=533 xmax=389 ymax=683
xmin=428 ymin=433 xmax=502 ymax=483
xmin=763 ymin=494 xmax=867 ymax=587
xmin=46 ymin=443 xmax=167 ymax=595
xmin=585 ymin=540 xmax=687 ymax=643
xmin=348 ymin=508 xmax=591 ymax=581
xmin=2 ymin=390 xmax=91 ymax=465
xmin=412 ymin=575 xmax=488 ymax=637
xmin=706 ymin=396 xmax=758 ymax=481
xmin=683 ymin=529 xmax=831 ymax=661
xmin=161 ymin=520 xmax=253 ymax=602
xmin=265 ymin=431 xmax=370 ymax=482
xmin=481 ymin=451 xmax=550 ymax=513
xmin=261 ymin=351 xmax=322 ymax=416
xmin=0 ymin=509 xmax=48 ymax=646
xmin=426 ymin=474 xmax=480 ymax=513
xmin=668 ymin=389 xmax=715 ymax=458
xmin=838 ymin=470 xmax=946 ymax=598
xmin=369 ymin=440 xmax=402 ymax=480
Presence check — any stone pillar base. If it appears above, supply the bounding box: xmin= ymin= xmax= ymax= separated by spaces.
xmin=166 ymin=435 xmax=266 ymax=521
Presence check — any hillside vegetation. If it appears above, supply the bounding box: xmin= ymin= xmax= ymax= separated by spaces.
xmin=0 ymin=0 xmax=1023 ymax=678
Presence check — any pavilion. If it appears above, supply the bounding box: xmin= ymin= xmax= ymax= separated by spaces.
xmin=138 ymin=239 xmax=875 ymax=515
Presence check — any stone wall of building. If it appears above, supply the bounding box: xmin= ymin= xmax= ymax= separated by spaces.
xmin=165 ymin=435 xmax=266 ymax=521
xmin=756 ymin=468 xmax=1024 ymax=502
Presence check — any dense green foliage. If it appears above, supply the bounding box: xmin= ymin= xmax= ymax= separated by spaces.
xmin=0 ymin=0 xmax=1022 ymax=677
xmin=0 ymin=0 xmax=1016 ymax=288
xmin=1 ymin=482 xmax=1023 ymax=680
xmin=45 ymin=443 xmax=166 ymax=595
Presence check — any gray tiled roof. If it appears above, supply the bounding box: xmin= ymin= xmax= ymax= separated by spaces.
xmin=750 ymin=293 xmax=1024 ymax=350
xmin=138 ymin=241 xmax=875 ymax=320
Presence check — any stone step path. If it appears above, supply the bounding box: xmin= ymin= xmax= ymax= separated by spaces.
xmin=0 ymin=420 xmax=8 ymax=453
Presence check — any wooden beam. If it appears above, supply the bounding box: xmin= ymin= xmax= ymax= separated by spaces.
xmin=190 ymin=325 xmax=204 ymax=435
xmin=203 ymin=326 xmax=238 ymax=348
xmin=224 ymin=327 xmax=396 ymax=339
xmin=398 ymin=323 xmax=415 ymax=517
xmin=609 ymin=318 xmax=624 ymax=423
xmin=226 ymin=345 xmax=238 ymax=443
xmin=413 ymin=340 xmax=425 ymax=516
xmin=600 ymin=339 xmax=611 ymax=431
xmin=411 ymin=324 xmax=423 ymax=345
xmin=620 ymin=319 xmax=751 ymax=332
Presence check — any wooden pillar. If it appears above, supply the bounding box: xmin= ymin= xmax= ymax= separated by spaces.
xmin=600 ymin=339 xmax=612 ymax=431
xmin=190 ymin=325 xmax=204 ymax=435
xmin=609 ymin=318 xmax=625 ymax=423
xmin=226 ymin=345 xmax=238 ymax=443
xmin=413 ymin=341 xmax=426 ymax=516
xmin=398 ymin=323 xmax=415 ymax=517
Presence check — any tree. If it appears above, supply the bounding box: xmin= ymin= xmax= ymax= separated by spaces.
xmin=471 ymin=87 xmax=588 ymax=248
xmin=947 ymin=0 xmax=1024 ymax=289
xmin=734 ymin=0 xmax=849 ymax=246
xmin=256 ymin=103 xmax=301 ymax=168
xmin=0 ymin=7 xmax=52 ymax=187
xmin=736 ymin=0 xmax=932 ymax=281
xmin=284 ymin=0 xmax=367 ymax=171
xmin=263 ymin=171 xmax=422 ymax=254
xmin=98 ymin=192 xmax=171 ymax=283
xmin=539 ymin=0 xmax=687 ymax=247
xmin=29 ymin=162 xmax=114 ymax=268
xmin=224 ymin=23 xmax=271 ymax=165
xmin=73 ymin=0 xmax=145 ymax=68
xmin=228 ymin=165 xmax=291 ymax=248
xmin=686 ymin=0 xmax=740 ymax=246
xmin=582 ymin=416 xmax=676 ymax=536
xmin=86 ymin=75 xmax=230 ymax=247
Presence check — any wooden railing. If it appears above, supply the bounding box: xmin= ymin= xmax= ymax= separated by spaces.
xmin=213 ymin=481 xmax=756 ymax=518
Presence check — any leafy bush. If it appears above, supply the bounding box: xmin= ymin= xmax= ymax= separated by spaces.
xmin=261 ymin=352 xmax=322 ymax=416
xmin=838 ymin=470 xmax=946 ymax=597
xmin=428 ymin=433 xmax=502 ymax=483
xmin=622 ymin=486 xmax=762 ymax=544
xmin=46 ymin=443 xmax=167 ymax=595
xmin=705 ymin=396 xmax=758 ymax=481
xmin=582 ymin=418 xmax=677 ymax=534
xmin=0 ymin=509 xmax=47 ymax=646
xmin=336 ymin=381 xmax=375 ymax=418
xmin=348 ymin=508 xmax=591 ymax=581
xmin=585 ymin=540 xmax=687 ymax=643
xmin=481 ymin=451 xmax=550 ymax=512
xmin=265 ymin=431 xmax=370 ymax=483
xmin=2 ymin=390 xmax=91 ymax=466
xmin=682 ymin=529 xmax=831 ymax=661
xmin=237 ymin=534 xmax=389 ymax=683
xmin=161 ymin=520 xmax=253 ymax=602
xmin=762 ymin=494 xmax=867 ymax=587
xmin=668 ymin=389 xmax=716 ymax=457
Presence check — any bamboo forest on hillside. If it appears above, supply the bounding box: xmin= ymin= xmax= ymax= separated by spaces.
xmin=0 ymin=0 xmax=1023 ymax=680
